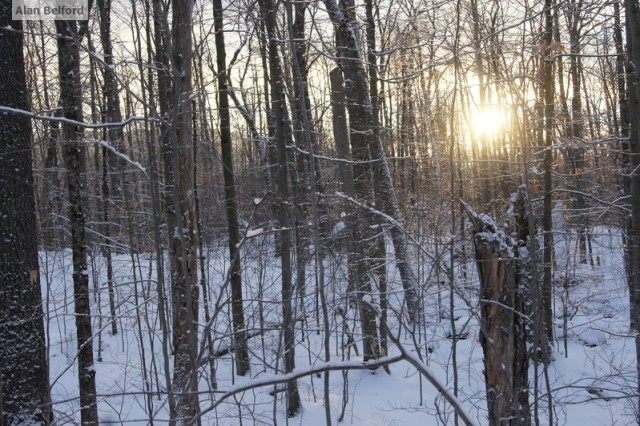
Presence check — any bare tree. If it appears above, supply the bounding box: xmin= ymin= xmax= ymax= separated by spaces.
xmin=322 ymin=0 xmax=422 ymax=329
xmin=212 ymin=0 xmax=250 ymax=377
xmin=540 ymin=0 xmax=556 ymax=357
xmin=168 ymin=0 xmax=200 ymax=422
xmin=0 ymin=5 xmax=52 ymax=423
xmin=257 ymin=0 xmax=302 ymax=415
xmin=55 ymin=17 xmax=99 ymax=425
xmin=624 ymin=0 xmax=640 ymax=419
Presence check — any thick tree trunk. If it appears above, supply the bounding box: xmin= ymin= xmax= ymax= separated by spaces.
xmin=465 ymin=203 xmax=531 ymax=426
xmin=212 ymin=0 xmax=250 ymax=377
xmin=0 ymin=8 xmax=52 ymax=424
xmin=169 ymin=1 xmax=200 ymax=423
xmin=55 ymin=18 xmax=99 ymax=425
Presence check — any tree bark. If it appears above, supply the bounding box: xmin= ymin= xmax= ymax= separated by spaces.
xmin=323 ymin=0 xmax=422 ymax=327
xmin=96 ymin=0 xmax=121 ymax=336
xmin=465 ymin=203 xmax=531 ymax=426
xmin=257 ymin=0 xmax=302 ymax=415
xmin=0 ymin=8 xmax=52 ymax=424
xmin=212 ymin=0 xmax=250 ymax=377
xmin=55 ymin=18 xmax=99 ymax=425
xmin=541 ymin=0 xmax=555 ymax=358
xmin=168 ymin=0 xmax=200 ymax=422
xmin=623 ymin=0 xmax=640 ymax=420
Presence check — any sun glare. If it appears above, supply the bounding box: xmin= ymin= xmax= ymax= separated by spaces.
xmin=471 ymin=108 xmax=503 ymax=138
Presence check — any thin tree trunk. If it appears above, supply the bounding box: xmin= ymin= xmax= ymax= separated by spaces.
xmin=365 ymin=0 xmax=389 ymax=359
xmin=624 ymin=0 xmax=640 ymax=419
xmin=329 ymin=66 xmax=381 ymax=362
xmin=541 ymin=0 xmax=555 ymax=357
xmin=96 ymin=0 xmax=121 ymax=335
xmin=323 ymin=0 xmax=421 ymax=327
xmin=151 ymin=0 xmax=177 ymax=343
xmin=55 ymin=18 xmax=99 ymax=425
xmin=212 ymin=0 xmax=250 ymax=377
xmin=134 ymin=0 xmax=176 ymax=418
xmin=257 ymin=0 xmax=301 ymax=415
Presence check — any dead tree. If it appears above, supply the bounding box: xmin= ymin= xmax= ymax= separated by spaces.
xmin=464 ymin=201 xmax=531 ymax=426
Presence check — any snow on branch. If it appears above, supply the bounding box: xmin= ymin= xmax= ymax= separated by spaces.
xmin=197 ymin=355 xmax=405 ymax=420
xmin=86 ymin=139 xmax=148 ymax=178
xmin=335 ymin=191 xmax=401 ymax=229
xmin=461 ymin=198 xmax=514 ymax=258
xmin=0 ymin=105 xmax=159 ymax=129
xmin=293 ymin=145 xmax=411 ymax=165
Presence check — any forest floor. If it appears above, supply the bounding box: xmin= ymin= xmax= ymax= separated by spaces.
xmin=40 ymin=225 xmax=636 ymax=425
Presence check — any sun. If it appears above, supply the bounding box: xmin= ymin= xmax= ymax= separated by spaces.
xmin=471 ymin=108 xmax=503 ymax=138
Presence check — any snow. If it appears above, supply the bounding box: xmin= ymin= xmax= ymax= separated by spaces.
xmin=245 ymin=227 xmax=264 ymax=238
xmin=38 ymin=226 xmax=637 ymax=425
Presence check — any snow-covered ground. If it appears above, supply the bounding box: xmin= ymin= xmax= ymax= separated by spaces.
xmin=39 ymin=226 xmax=637 ymax=425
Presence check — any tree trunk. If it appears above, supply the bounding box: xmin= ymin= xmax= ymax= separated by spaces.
xmin=212 ymin=0 xmax=250 ymax=377
xmin=329 ymin=66 xmax=381 ymax=362
xmin=168 ymin=0 xmax=200 ymax=422
xmin=323 ymin=0 xmax=422 ymax=327
xmin=151 ymin=0 xmax=177 ymax=342
xmin=465 ymin=202 xmax=531 ymax=426
xmin=55 ymin=18 xmax=99 ymax=425
xmin=624 ymin=0 xmax=640 ymax=420
xmin=365 ymin=0 xmax=389 ymax=358
xmin=96 ymin=0 xmax=121 ymax=336
xmin=541 ymin=0 xmax=555 ymax=358
xmin=257 ymin=0 xmax=301 ymax=415
xmin=0 ymin=7 xmax=52 ymax=424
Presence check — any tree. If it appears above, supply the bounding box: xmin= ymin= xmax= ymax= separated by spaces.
xmin=323 ymin=0 xmax=422 ymax=331
xmin=96 ymin=0 xmax=124 ymax=336
xmin=540 ymin=0 xmax=556 ymax=357
xmin=0 ymin=5 xmax=52 ymax=423
xmin=465 ymin=200 xmax=531 ymax=426
xmin=56 ymin=17 xmax=100 ymax=425
xmin=623 ymin=0 xmax=640 ymax=419
xmin=256 ymin=0 xmax=302 ymax=415
xmin=168 ymin=0 xmax=200 ymax=422
xmin=212 ymin=0 xmax=250 ymax=377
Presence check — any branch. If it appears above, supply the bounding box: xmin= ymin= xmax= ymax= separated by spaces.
xmin=0 ymin=105 xmax=159 ymax=129
xmin=195 ymin=355 xmax=405 ymax=423
xmin=86 ymin=139 xmax=148 ymax=178
xmin=371 ymin=301 xmax=479 ymax=426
